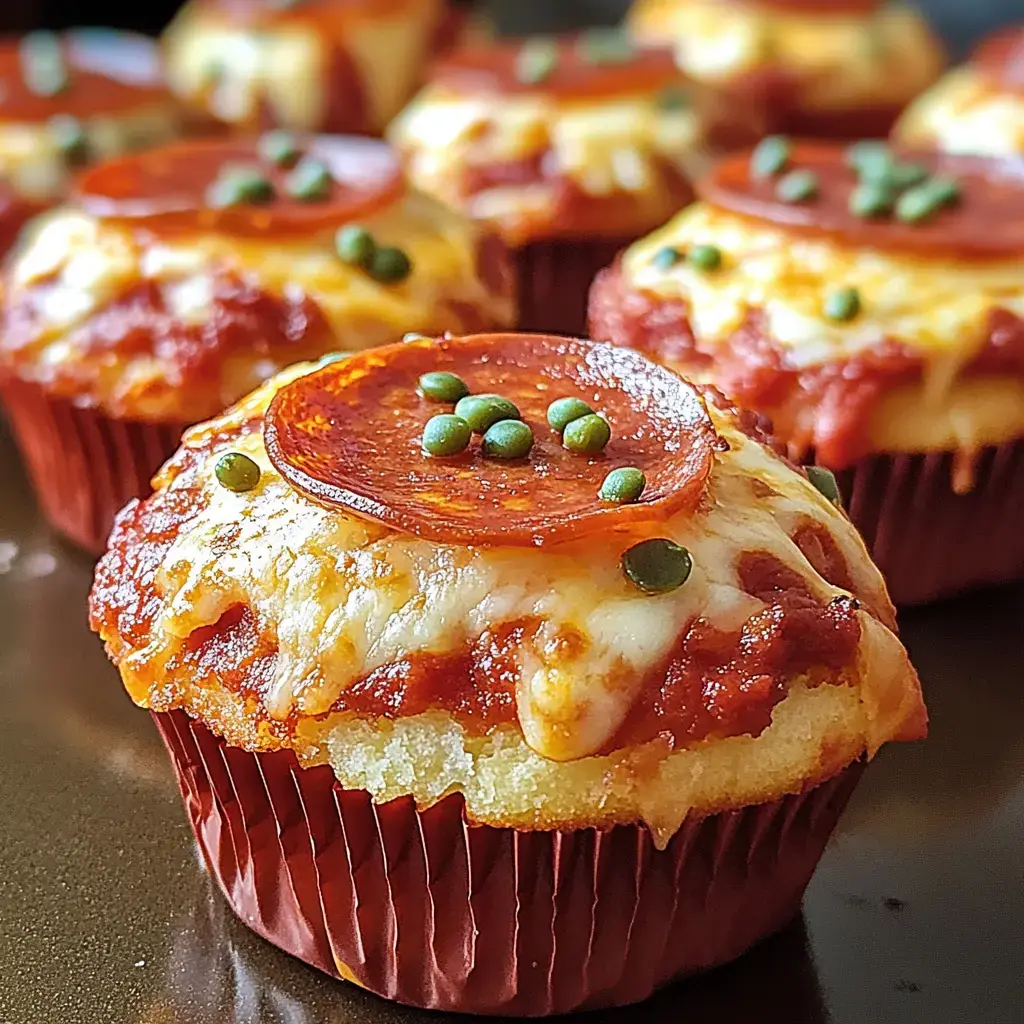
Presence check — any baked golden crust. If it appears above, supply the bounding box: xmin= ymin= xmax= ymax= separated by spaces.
xmin=89 ymin=341 xmax=924 ymax=839
xmin=163 ymin=0 xmax=449 ymax=135
xmin=0 ymin=141 xmax=514 ymax=423
xmin=589 ymin=179 xmax=1024 ymax=467
xmin=387 ymin=35 xmax=755 ymax=245
xmin=627 ymin=0 xmax=944 ymax=134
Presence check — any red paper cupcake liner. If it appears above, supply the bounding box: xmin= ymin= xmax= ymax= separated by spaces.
xmin=154 ymin=708 xmax=863 ymax=1015
xmin=0 ymin=378 xmax=184 ymax=554
xmin=516 ymin=239 xmax=628 ymax=337
xmin=825 ymin=440 xmax=1024 ymax=606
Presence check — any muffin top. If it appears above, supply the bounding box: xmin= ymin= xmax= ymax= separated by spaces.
xmin=894 ymin=26 xmax=1024 ymax=157
xmin=164 ymin=0 xmax=448 ymax=134
xmin=0 ymin=134 xmax=513 ymax=424
xmin=0 ymin=32 xmax=181 ymax=203
xmin=90 ymin=332 xmax=924 ymax=843
xmin=592 ymin=141 xmax=1024 ymax=467
xmin=388 ymin=30 xmax=755 ymax=244
xmin=627 ymin=0 xmax=944 ymax=122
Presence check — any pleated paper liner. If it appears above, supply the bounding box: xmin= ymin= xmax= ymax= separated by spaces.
xmin=0 ymin=379 xmax=184 ymax=555
xmin=813 ymin=440 xmax=1024 ymax=607
xmin=515 ymin=239 xmax=628 ymax=337
xmin=154 ymin=708 xmax=864 ymax=1016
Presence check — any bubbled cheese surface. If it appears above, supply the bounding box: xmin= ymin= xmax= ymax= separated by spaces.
xmin=894 ymin=66 xmax=1024 ymax=157
xmin=628 ymin=0 xmax=942 ymax=113
xmin=6 ymin=194 xmax=513 ymax=421
xmin=388 ymin=86 xmax=707 ymax=243
xmin=624 ymin=203 xmax=1024 ymax=372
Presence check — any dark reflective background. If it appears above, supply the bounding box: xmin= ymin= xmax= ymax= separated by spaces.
xmin=2 ymin=418 xmax=1024 ymax=1023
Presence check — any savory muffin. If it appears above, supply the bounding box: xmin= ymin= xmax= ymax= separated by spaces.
xmin=590 ymin=139 xmax=1024 ymax=604
xmin=0 ymin=29 xmax=183 ymax=253
xmin=90 ymin=331 xmax=924 ymax=1014
xmin=0 ymin=135 xmax=513 ymax=553
xmin=627 ymin=0 xmax=945 ymax=138
xmin=388 ymin=29 xmax=759 ymax=334
xmin=163 ymin=0 xmax=458 ymax=135
xmin=894 ymin=25 xmax=1024 ymax=157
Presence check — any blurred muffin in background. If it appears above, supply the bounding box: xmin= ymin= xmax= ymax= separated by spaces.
xmin=389 ymin=28 xmax=761 ymax=334
xmin=590 ymin=139 xmax=1024 ymax=604
xmin=163 ymin=0 xmax=462 ymax=136
xmin=0 ymin=28 xmax=183 ymax=254
xmin=627 ymin=0 xmax=945 ymax=138
xmin=895 ymin=25 xmax=1024 ymax=156
xmin=0 ymin=134 xmax=513 ymax=553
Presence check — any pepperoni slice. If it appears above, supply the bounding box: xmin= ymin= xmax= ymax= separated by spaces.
xmin=431 ymin=38 xmax=685 ymax=100
xmin=0 ymin=36 xmax=167 ymax=123
xmin=972 ymin=27 xmax=1024 ymax=93
xmin=700 ymin=142 xmax=1024 ymax=259
xmin=264 ymin=333 xmax=721 ymax=547
xmin=75 ymin=136 xmax=403 ymax=236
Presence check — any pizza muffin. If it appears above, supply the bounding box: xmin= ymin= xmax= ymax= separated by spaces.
xmin=89 ymin=331 xmax=924 ymax=1014
xmin=627 ymin=0 xmax=945 ymax=139
xmin=388 ymin=30 xmax=759 ymax=335
xmin=894 ymin=26 xmax=1024 ymax=157
xmin=0 ymin=135 xmax=512 ymax=554
xmin=163 ymin=0 xmax=458 ymax=136
xmin=0 ymin=29 xmax=183 ymax=255
xmin=590 ymin=140 xmax=1024 ymax=605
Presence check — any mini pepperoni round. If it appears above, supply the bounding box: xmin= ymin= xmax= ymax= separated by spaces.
xmin=431 ymin=36 xmax=685 ymax=100
xmin=0 ymin=36 xmax=166 ymax=123
xmin=74 ymin=136 xmax=403 ymax=236
xmin=700 ymin=142 xmax=1024 ymax=260
xmin=971 ymin=27 xmax=1024 ymax=93
xmin=265 ymin=333 xmax=722 ymax=547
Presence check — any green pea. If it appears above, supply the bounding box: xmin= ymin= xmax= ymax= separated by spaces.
xmin=215 ymin=452 xmax=261 ymax=493
xmin=258 ymin=129 xmax=301 ymax=167
xmin=887 ymin=161 xmax=929 ymax=191
xmin=20 ymin=31 xmax=68 ymax=97
xmin=455 ymin=393 xmax=521 ymax=434
xmin=422 ymin=414 xmax=472 ymax=457
xmin=367 ymin=246 xmax=412 ymax=284
xmin=419 ymin=371 xmax=469 ymax=403
xmin=823 ymin=287 xmax=861 ymax=322
xmin=776 ymin=169 xmax=819 ymax=204
xmin=207 ymin=165 xmax=275 ymax=208
xmin=335 ymin=224 xmax=375 ymax=266
xmin=924 ymin=176 xmax=961 ymax=207
xmin=482 ymin=419 xmax=534 ymax=459
xmin=48 ymin=114 xmax=89 ymax=166
xmin=806 ymin=465 xmax=842 ymax=506
xmin=621 ymin=538 xmax=693 ymax=594
xmin=687 ymin=244 xmax=722 ymax=272
xmin=576 ymin=27 xmax=634 ymax=65
xmin=750 ymin=135 xmax=790 ymax=179
xmin=652 ymin=245 xmax=682 ymax=270
xmin=563 ymin=413 xmax=611 ymax=455
xmin=286 ymin=157 xmax=333 ymax=201
xmin=546 ymin=397 xmax=593 ymax=432
xmin=514 ymin=37 xmax=558 ymax=85
xmin=845 ymin=140 xmax=891 ymax=178
xmin=895 ymin=181 xmax=953 ymax=224
xmin=599 ymin=467 xmax=646 ymax=504
xmin=656 ymin=86 xmax=690 ymax=112
xmin=848 ymin=180 xmax=894 ymax=218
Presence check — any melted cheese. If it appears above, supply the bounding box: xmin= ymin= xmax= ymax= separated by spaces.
xmin=894 ymin=66 xmax=1024 ymax=157
xmin=0 ymin=104 xmax=182 ymax=203
xmin=627 ymin=0 xmax=943 ymax=112
xmin=388 ymin=87 xmax=707 ymax=243
xmin=624 ymin=203 xmax=1024 ymax=373
xmin=8 ymin=195 xmax=513 ymax=420
xmin=114 ymin=362 xmax=893 ymax=766
xmin=163 ymin=0 xmax=440 ymax=132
